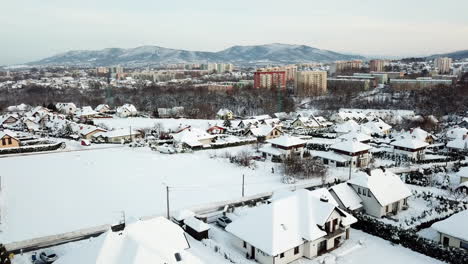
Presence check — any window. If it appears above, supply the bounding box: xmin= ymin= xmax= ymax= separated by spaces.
xmin=358 ymin=188 xmax=361 ymax=195
xmin=1 ymin=138 xmax=5 ymax=145
xmin=280 ymin=253 xmax=285 ymax=258
xmin=7 ymin=138 xmax=12 ymax=144
xmin=294 ymin=246 xmax=299 ymax=255
xmin=367 ymin=189 xmax=371 ymax=197
xmin=243 ymin=241 xmax=247 ymax=248
xmin=461 ymin=241 xmax=468 ymax=250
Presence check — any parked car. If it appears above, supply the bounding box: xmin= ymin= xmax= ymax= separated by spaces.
xmin=40 ymin=251 xmax=58 ymax=263
xmin=216 ymin=216 xmax=232 ymax=228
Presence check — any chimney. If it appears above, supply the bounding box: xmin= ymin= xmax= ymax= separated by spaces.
xmin=320 ymin=195 xmax=329 ymax=203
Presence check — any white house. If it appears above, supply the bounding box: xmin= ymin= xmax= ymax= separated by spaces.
xmin=291 ymin=117 xmax=321 ymax=129
xmin=329 ymin=139 xmax=372 ymax=168
xmin=345 ymin=169 xmax=412 ymax=218
xmin=457 ymin=167 xmax=468 ymax=184
xmin=245 ymin=125 xmax=283 ymax=142
xmin=95 ymin=104 xmax=111 ymax=113
xmin=337 ymin=131 xmax=372 ymax=143
xmin=171 ymin=127 xmax=215 ymax=149
xmin=116 ymin=104 xmax=138 ymax=118
xmin=391 ymin=135 xmax=429 ymax=160
xmin=225 ymin=189 xmax=357 ymax=264
xmin=361 ymin=118 xmax=392 ymax=135
xmin=259 ymin=135 xmax=306 ymax=161
xmin=446 ymin=127 xmax=468 ymax=141
xmin=56 ymin=102 xmax=77 ymax=115
xmin=432 ymin=210 xmax=468 ymax=250
xmin=447 ymin=135 xmax=468 ymax=153
xmin=93 ymin=129 xmax=142 ymax=144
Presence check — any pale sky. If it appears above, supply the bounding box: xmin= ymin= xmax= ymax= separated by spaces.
xmin=1 ymin=0 xmax=468 ymax=65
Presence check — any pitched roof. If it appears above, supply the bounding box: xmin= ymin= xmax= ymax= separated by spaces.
xmin=330 ymin=139 xmax=372 ymax=153
xmin=225 ymin=189 xmax=356 ymax=256
xmin=266 ymin=135 xmax=306 ymax=147
xmin=432 ymin=210 xmax=468 ymax=242
xmin=329 ymin=183 xmax=363 ymax=211
xmin=348 ymin=169 xmax=412 ymax=206
xmin=248 ymin=125 xmax=280 ymax=137
xmin=0 ymin=130 xmax=18 ymax=140
xmin=337 ymin=131 xmax=372 ymax=142
xmin=391 ymin=135 xmax=429 ymax=149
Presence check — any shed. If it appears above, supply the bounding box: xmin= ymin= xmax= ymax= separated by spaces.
xmin=184 ymin=216 xmax=210 ymax=241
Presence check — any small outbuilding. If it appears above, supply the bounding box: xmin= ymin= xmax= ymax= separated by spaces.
xmin=184 ymin=216 xmax=210 ymax=241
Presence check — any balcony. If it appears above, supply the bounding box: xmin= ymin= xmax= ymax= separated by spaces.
xmin=324 ymin=227 xmax=346 ymax=239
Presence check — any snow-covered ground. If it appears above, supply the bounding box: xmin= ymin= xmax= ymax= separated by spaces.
xmin=0 ymin=145 xmax=347 ymax=243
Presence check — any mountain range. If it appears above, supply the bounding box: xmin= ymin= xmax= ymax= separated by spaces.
xmin=29 ymin=43 xmax=366 ymax=66
xmin=426 ymin=49 xmax=468 ymax=60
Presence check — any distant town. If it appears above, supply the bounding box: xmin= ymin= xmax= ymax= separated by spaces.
xmin=1 ymin=53 xmax=468 ymax=264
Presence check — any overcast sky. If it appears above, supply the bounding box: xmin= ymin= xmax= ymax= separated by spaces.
xmin=1 ymin=0 xmax=468 ymax=65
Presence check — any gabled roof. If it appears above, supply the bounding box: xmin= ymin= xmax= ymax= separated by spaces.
xmin=0 ymin=130 xmax=18 ymax=140
xmin=266 ymin=135 xmax=306 ymax=147
xmin=329 ymin=183 xmax=363 ymax=211
xmin=432 ymin=210 xmax=468 ymax=242
xmin=348 ymin=169 xmax=412 ymax=206
xmin=330 ymin=139 xmax=372 ymax=153
xmin=248 ymin=125 xmax=281 ymax=137
xmin=391 ymin=135 xmax=429 ymax=150
xmin=51 ymin=217 xmax=198 ymax=264
xmin=226 ymin=189 xmax=356 ymax=256
xmin=447 ymin=136 xmax=468 ymax=150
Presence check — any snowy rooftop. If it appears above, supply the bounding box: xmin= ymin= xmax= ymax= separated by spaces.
xmin=391 ymin=135 xmax=429 ymax=150
xmin=330 ymin=139 xmax=372 ymax=153
xmin=53 ymin=217 xmax=198 ymax=264
xmin=337 ymin=131 xmax=372 ymax=142
xmin=225 ymin=189 xmax=356 ymax=256
xmin=266 ymin=135 xmax=306 ymax=147
xmin=184 ymin=216 xmax=210 ymax=232
xmin=348 ymin=169 xmax=412 ymax=206
xmin=432 ymin=210 xmax=468 ymax=242
xmin=329 ymin=183 xmax=363 ymax=211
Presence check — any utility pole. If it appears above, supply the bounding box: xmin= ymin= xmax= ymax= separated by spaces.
xmin=166 ymin=185 xmax=170 ymax=219
xmin=129 ymin=126 xmax=133 ymax=143
xmin=242 ymin=174 xmax=245 ymax=197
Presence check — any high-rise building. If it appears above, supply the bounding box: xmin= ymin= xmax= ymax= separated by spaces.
xmin=253 ymin=69 xmax=286 ymax=89
xmin=261 ymin=65 xmax=297 ymax=81
xmin=295 ymin=71 xmax=327 ymax=96
xmin=434 ymin=57 xmax=452 ymax=74
xmin=330 ymin=60 xmax=363 ymax=75
xmin=369 ymin=60 xmax=385 ymax=72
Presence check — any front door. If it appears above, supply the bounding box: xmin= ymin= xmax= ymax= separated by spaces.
xmin=318 ymin=240 xmax=327 ymax=255
xmin=443 ymin=237 xmax=449 ymax=247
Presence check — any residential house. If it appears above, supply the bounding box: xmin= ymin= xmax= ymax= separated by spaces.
xmin=329 ymin=138 xmax=372 ymax=168
xmin=446 ymin=127 xmax=468 ymax=141
xmin=93 ymin=129 xmax=142 ymax=143
xmin=245 ymin=125 xmax=283 ymax=142
xmin=80 ymin=126 xmax=107 ymax=140
xmin=0 ymin=130 xmax=20 ymax=148
xmin=206 ymin=125 xmax=227 ymax=135
xmin=56 ymin=102 xmax=77 ymax=115
xmin=0 ymin=114 xmax=20 ymax=126
xmin=95 ymin=104 xmax=111 ymax=113
xmin=6 ymin=103 xmax=31 ymax=113
xmin=78 ymin=106 xmax=99 ymax=120
xmin=447 ymin=135 xmax=468 ymax=153
xmin=116 ymin=104 xmax=138 ymax=118
xmin=171 ymin=127 xmax=215 ymax=149
xmin=216 ymin=109 xmax=234 ymax=120
xmin=432 ymin=210 xmax=468 ymax=250
xmin=362 ymin=118 xmax=392 ymax=136
xmin=345 ymin=169 xmax=411 ymax=218
xmin=49 ymin=217 xmax=202 ymax=264
xmin=225 ymin=189 xmax=357 ymax=264
xmin=333 ymin=120 xmax=364 ymax=135
xmin=259 ymin=135 xmax=306 ymax=161
xmin=391 ymin=135 xmax=429 ymax=160
xmin=291 ymin=117 xmax=321 ymax=129
xmin=395 ymin=127 xmax=437 ymax=144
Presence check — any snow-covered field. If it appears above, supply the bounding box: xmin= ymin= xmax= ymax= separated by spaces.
xmin=0 ymin=145 xmax=344 ymax=243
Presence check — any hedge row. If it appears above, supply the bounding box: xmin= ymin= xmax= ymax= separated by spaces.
xmin=0 ymin=142 xmax=65 ymax=155
xmin=353 ymin=214 xmax=468 ymax=264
